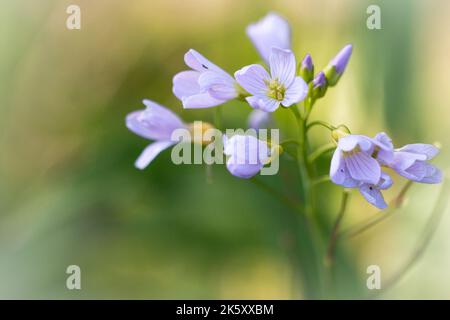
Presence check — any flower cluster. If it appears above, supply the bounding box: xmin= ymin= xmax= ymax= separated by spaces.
xmin=330 ymin=132 xmax=441 ymax=209
xmin=125 ymin=12 xmax=442 ymax=210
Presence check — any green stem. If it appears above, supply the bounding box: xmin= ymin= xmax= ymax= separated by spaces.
xmin=339 ymin=181 xmax=413 ymax=239
xmin=308 ymin=143 xmax=336 ymax=164
xmin=306 ymin=120 xmax=336 ymax=132
xmin=326 ymin=191 xmax=350 ymax=266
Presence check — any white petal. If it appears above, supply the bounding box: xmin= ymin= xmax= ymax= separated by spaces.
xmin=135 ymin=141 xmax=174 ymax=170
xmin=281 ymin=77 xmax=308 ymax=107
xmin=235 ymin=64 xmax=270 ymax=96
xmin=269 ymin=47 xmax=296 ymax=86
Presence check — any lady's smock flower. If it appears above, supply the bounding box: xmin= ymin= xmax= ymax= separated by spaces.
xmin=223 ymin=135 xmax=271 ymax=179
xmin=246 ymin=12 xmax=291 ymax=64
xmin=235 ymin=48 xmax=308 ymax=112
xmin=173 ymin=49 xmax=238 ymax=109
xmin=126 ymin=99 xmax=186 ymax=169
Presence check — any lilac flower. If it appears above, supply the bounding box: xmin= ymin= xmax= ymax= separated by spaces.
xmin=324 ymin=44 xmax=353 ymax=86
xmin=248 ymin=109 xmax=272 ymax=130
xmin=372 ymin=132 xmax=441 ymax=183
xmin=391 ymin=144 xmax=442 ymax=184
xmin=126 ymin=99 xmax=186 ymax=169
xmin=246 ymin=12 xmax=291 ymax=64
xmin=223 ymin=135 xmax=271 ymax=179
xmin=173 ymin=49 xmax=238 ymax=109
xmin=330 ymin=134 xmax=382 ymax=187
xmin=235 ymin=48 xmax=308 ymax=112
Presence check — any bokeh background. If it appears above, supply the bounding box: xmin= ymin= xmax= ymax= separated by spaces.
xmin=1 ymin=0 xmax=449 ymax=299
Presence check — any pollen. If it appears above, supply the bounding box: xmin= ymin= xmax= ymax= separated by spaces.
xmin=266 ymin=79 xmax=286 ymax=101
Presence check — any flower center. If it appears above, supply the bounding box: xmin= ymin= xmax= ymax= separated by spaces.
xmin=266 ymin=79 xmax=286 ymax=101
xmin=342 ymin=146 xmax=361 ymax=157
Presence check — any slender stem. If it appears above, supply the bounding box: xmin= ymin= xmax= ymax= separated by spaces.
xmin=306 ymin=120 xmax=336 ymax=132
xmin=325 ymin=191 xmax=350 ymax=266
xmin=312 ymin=175 xmax=331 ymax=186
xmin=308 ymin=143 xmax=336 ymax=164
xmin=339 ymin=181 xmax=413 ymax=239
xmin=249 ymin=178 xmax=303 ymax=215
xmin=371 ymin=178 xmax=450 ymax=297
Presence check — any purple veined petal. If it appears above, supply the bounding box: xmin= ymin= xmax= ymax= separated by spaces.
xmin=338 ymin=135 xmax=373 ymax=152
xmin=184 ymin=49 xmax=227 ymax=75
xmin=373 ymin=132 xmax=393 ymax=150
xmin=269 ymin=47 xmax=296 ymax=86
xmin=172 ymin=70 xmax=201 ymax=100
xmin=378 ymin=172 xmax=393 ymax=190
xmin=198 ymin=71 xmax=237 ymax=100
xmin=359 ymin=184 xmax=388 ymax=209
xmin=419 ymin=163 xmax=443 ymax=184
xmin=235 ymin=64 xmax=270 ymax=96
xmin=246 ymin=95 xmax=280 ymax=112
xmin=246 ymin=12 xmax=291 ymax=64
xmin=397 ymin=143 xmax=439 ymax=160
xmin=223 ymin=134 xmax=269 ymax=165
xmin=248 ymin=109 xmax=272 ymax=130
xmin=281 ymin=76 xmax=308 ymax=107
xmin=134 ymin=140 xmax=175 ymax=170
xmin=182 ymin=92 xmax=224 ymax=109
xmin=329 ymin=149 xmax=359 ymax=187
xmin=126 ymin=100 xmax=185 ymax=141
xmin=392 ymin=151 xmax=427 ymax=171
xmin=344 ymin=151 xmax=381 ymax=185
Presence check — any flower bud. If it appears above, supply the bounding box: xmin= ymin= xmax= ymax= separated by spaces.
xmin=311 ymin=72 xmax=328 ymax=99
xmin=299 ymin=54 xmax=314 ymax=83
xmin=323 ymin=44 xmax=353 ymax=86
xmin=331 ymin=126 xmax=351 ymax=143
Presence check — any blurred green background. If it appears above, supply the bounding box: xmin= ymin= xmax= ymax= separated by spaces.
xmin=0 ymin=0 xmax=449 ymax=299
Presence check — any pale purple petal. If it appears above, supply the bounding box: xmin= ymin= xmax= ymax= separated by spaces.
xmin=397 ymin=144 xmax=439 ymax=160
xmin=338 ymin=135 xmax=373 ymax=152
xmin=246 ymin=12 xmax=291 ymax=63
xmin=372 ymin=132 xmax=394 ymax=165
xmin=378 ymin=172 xmax=393 ymax=190
xmin=134 ymin=141 xmax=175 ymax=170
xmin=182 ymin=93 xmax=224 ymax=109
xmin=330 ymin=149 xmax=358 ymax=187
xmin=184 ymin=49 xmax=227 ymax=75
xmin=359 ymin=184 xmax=387 ymax=209
xmin=172 ymin=71 xmax=201 ymax=100
xmin=269 ymin=47 xmax=296 ymax=86
xmin=246 ymin=95 xmax=280 ymax=112
xmin=420 ymin=163 xmax=443 ymax=184
xmin=126 ymin=100 xmax=185 ymax=141
xmin=248 ymin=109 xmax=271 ymax=130
xmin=223 ymin=135 xmax=270 ymax=178
xmin=198 ymin=71 xmax=237 ymax=100
xmin=344 ymin=151 xmax=381 ymax=185
xmin=392 ymin=151 xmax=427 ymax=171
xmin=235 ymin=64 xmax=270 ymax=96
xmin=281 ymin=76 xmax=308 ymax=107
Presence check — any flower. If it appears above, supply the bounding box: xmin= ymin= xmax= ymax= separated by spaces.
xmin=126 ymin=99 xmax=186 ymax=169
xmin=330 ymin=134 xmax=382 ymax=187
xmin=324 ymin=44 xmax=353 ymax=86
xmin=173 ymin=49 xmax=238 ymax=109
xmin=248 ymin=109 xmax=272 ymax=130
xmin=246 ymin=12 xmax=291 ymax=64
xmin=223 ymin=135 xmax=271 ymax=179
xmin=330 ymin=134 xmax=396 ymax=209
xmin=235 ymin=47 xmax=308 ymax=112
xmin=372 ymin=132 xmax=441 ymax=183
